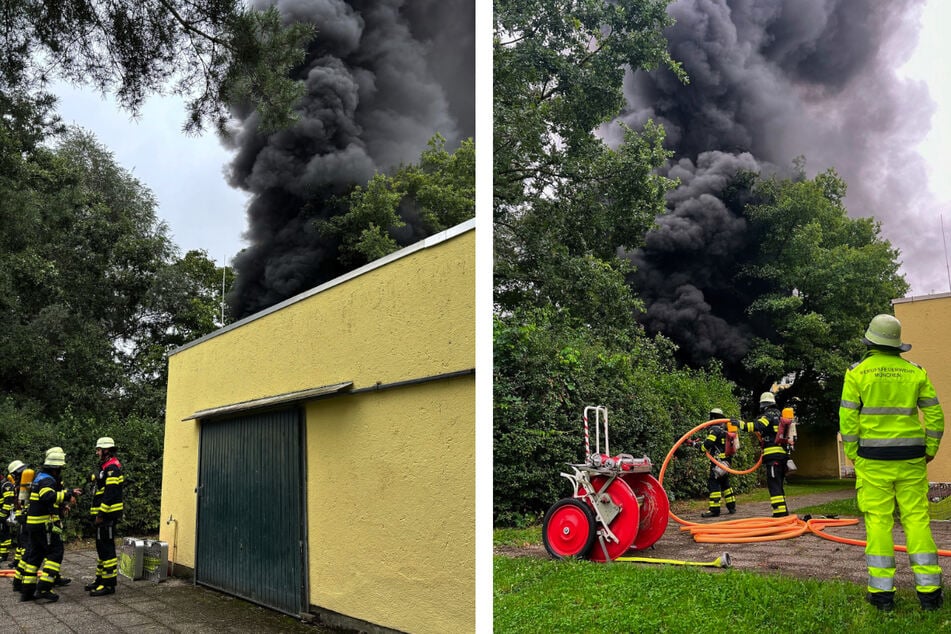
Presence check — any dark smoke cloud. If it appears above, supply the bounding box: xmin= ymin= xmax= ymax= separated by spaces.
xmin=226 ymin=0 xmax=474 ymax=318
xmin=613 ymin=0 xmax=942 ymax=363
xmin=627 ymin=151 xmax=765 ymax=364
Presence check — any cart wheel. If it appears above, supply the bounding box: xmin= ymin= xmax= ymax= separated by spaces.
xmin=585 ymin=476 xmax=639 ymax=562
xmin=622 ymin=473 xmax=670 ymax=550
xmin=542 ymin=498 xmax=597 ymax=559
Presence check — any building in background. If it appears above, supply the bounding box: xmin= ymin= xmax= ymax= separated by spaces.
xmin=159 ymin=220 xmax=475 ymax=633
xmin=893 ymin=292 xmax=951 ymax=483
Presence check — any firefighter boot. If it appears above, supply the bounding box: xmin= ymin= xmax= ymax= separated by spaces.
xmin=90 ymin=584 xmax=116 ymax=597
xmin=19 ymin=585 xmax=35 ymax=602
xmin=727 ymin=503 xmax=736 ymax=515
xmin=54 ymin=576 xmax=71 ymax=586
xmin=84 ymin=577 xmax=102 ymax=591
xmin=701 ymin=509 xmax=720 ymax=518
xmin=866 ymin=591 xmax=895 ymax=612
xmin=35 ymin=589 xmax=59 ymax=602
xmin=918 ymin=589 xmax=943 ymax=611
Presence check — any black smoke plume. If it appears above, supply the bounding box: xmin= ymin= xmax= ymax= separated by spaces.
xmin=614 ymin=0 xmax=937 ymax=366
xmin=226 ymin=0 xmax=474 ymax=318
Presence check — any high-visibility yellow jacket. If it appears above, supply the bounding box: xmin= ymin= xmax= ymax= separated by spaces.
xmin=839 ymin=348 xmax=944 ymax=461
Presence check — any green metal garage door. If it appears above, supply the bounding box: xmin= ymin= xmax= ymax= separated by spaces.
xmin=195 ymin=407 xmax=306 ymax=616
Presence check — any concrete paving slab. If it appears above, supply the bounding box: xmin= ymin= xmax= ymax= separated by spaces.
xmin=0 ymin=547 xmax=336 ymax=633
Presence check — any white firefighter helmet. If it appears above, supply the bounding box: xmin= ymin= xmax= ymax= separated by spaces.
xmin=44 ymin=450 xmax=66 ymax=467
xmin=863 ymin=314 xmax=911 ymax=352
xmin=7 ymin=460 xmax=24 ymax=475
xmin=96 ymin=437 xmax=116 ymax=450
xmin=759 ymin=392 xmax=776 ymax=406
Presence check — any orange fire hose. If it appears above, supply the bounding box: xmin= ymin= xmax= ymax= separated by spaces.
xmin=659 ymin=418 xmax=951 ymax=555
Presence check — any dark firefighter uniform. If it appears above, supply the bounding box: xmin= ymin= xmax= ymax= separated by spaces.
xmin=839 ymin=313 xmax=944 ymax=612
xmin=0 ymin=465 xmax=16 ymax=563
xmin=735 ymin=392 xmax=788 ymax=517
xmin=701 ymin=409 xmax=736 ymax=517
xmin=87 ymin=437 xmax=124 ymax=596
xmin=10 ymin=463 xmax=31 ymax=590
xmin=20 ymin=451 xmax=77 ymax=602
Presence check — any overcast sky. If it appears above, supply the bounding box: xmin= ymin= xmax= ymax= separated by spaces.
xmin=52 ymin=1 xmax=951 ymax=295
xmin=54 ymin=83 xmax=251 ymax=270
xmin=898 ymin=1 xmax=951 ymax=296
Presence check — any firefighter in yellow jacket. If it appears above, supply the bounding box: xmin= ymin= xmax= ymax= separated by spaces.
xmin=839 ymin=314 xmax=944 ymax=612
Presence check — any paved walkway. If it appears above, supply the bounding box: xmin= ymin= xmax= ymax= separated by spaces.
xmin=498 ymin=486 xmax=951 ymax=593
xmin=0 ymin=547 xmax=333 ymax=633
xmin=626 ymin=487 xmax=951 ymax=589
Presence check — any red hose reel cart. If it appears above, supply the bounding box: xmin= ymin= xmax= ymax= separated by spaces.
xmin=542 ymin=406 xmax=670 ymax=561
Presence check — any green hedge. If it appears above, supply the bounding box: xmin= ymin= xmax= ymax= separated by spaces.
xmin=0 ymin=398 xmax=163 ymax=538
xmin=494 ymin=309 xmax=749 ymax=527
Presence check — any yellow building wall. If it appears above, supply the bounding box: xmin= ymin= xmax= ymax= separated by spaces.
xmin=160 ymin=225 xmax=475 ymax=632
xmin=306 ymin=377 xmax=473 ymax=634
xmin=787 ymin=426 xmax=839 ymax=478
xmin=895 ymin=295 xmax=951 ymax=482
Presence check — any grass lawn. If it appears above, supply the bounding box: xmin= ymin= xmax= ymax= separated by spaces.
xmin=494 ymin=556 xmax=951 ymax=633
xmin=495 ymin=480 xmax=951 ymax=632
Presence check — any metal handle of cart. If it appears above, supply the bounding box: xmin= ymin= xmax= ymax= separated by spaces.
xmin=583 ymin=405 xmax=609 ymax=461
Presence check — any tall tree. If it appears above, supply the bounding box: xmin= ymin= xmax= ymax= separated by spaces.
xmin=128 ymin=249 xmax=234 ymax=417
xmin=492 ymin=1 xmax=748 ymax=524
xmin=317 ymin=135 xmax=475 ymax=268
xmin=494 ymin=0 xmax=682 ymax=326
xmin=0 ymin=1 xmax=314 ymax=132
xmin=0 ymin=123 xmax=229 ymax=420
xmin=740 ymin=170 xmax=907 ymax=424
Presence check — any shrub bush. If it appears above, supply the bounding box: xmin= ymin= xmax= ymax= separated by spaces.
xmin=494 ymin=309 xmax=744 ymax=526
xmin=0 ymin=399 xmax=163 ymax=538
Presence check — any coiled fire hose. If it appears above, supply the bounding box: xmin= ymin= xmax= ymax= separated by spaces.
xmin=659 ymin=418 xmax=951 ymax=555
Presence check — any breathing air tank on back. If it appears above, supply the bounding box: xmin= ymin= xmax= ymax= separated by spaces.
xmin=780 ymin=407 xmax=797 ymax=474
xmin=17 ymin=468 xmax=34 ymax=509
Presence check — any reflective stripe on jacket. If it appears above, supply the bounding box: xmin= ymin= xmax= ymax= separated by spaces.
xmin=702 ymin=425 xmax=728 ymax=459
xmin=25 ymin=472 xmax=65 ymax=525
xmin=92 ymin=456 xmax=124 ymax=520
xmin=839 ymin=348 xmax=945 ymax=461
xmin=737 ymin=408 xmax=787 ymax=459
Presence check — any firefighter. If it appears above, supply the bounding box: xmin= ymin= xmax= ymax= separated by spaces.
xmin=86 ymin=436 xmax=124 ymax=596
xmin=0 ymin=461 xmax=22 ymax=565
xmin=839 ymin=313 xmax=944 ymax=612
xmin=12 ymin=449 xmax=74 ymax=591
xmin=700 ymin=408 xmax=737 ymax=518
xmin=10 ymin=461 xmax=33 ymax=590
xmin=732 ymin=392 xmax=789 ymax=517
xmin=19 ymin=450 xmax=81 ymax=602
xmin=46 ymin=446 xmax=75 ymax=588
